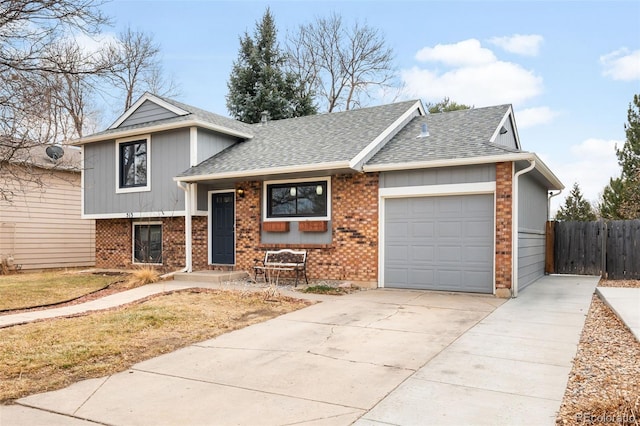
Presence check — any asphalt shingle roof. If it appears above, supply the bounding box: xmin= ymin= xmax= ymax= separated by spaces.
xmin=178 ymin=100 xmax=419 ymax=178
xmin=82 ymin=94 xmax=254 ymax=139
xmin=367 ymin=104 xmax=522 ymax=166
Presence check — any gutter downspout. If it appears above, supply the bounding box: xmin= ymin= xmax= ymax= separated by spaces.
xmin=512 ymin=159 xmax=536 ymax=298
xmin=176 ymin=181 xmax=193 ymax=273
xmin=547 ymin=190 xmax=562 ymax=221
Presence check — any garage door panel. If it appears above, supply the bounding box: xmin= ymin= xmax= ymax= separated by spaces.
xmin=437 ymin=246 xmax=462 ymax=262
xmin=465 ymin=220 xmax=493 ymax=238
xmin=411 ymin=221 xmax=435 ymax=237
xmin=386 ymin=268 xmax=409 ymax=285
xmin=386 ymin=222 xmax=409 ymax=238
xmin=464 ymin=245 xmax=493 ymax=262
xmin=386 ymin=244 xmax=409 ymax=261
xmin=438 ymin=222 xmax=463 ymax=238
xmin=384 ymin=194 xmax=493 ymax=293
xmin=410 ymin=245 xmax=434 ymax=262
xmin=410 ymin=197 xmax=435 ymax=214
xmin=408 ymin=269 xmax=435 ymax=286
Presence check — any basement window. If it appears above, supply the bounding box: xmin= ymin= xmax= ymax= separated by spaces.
xmin=133 ymin=222 xmax=162 ymax=264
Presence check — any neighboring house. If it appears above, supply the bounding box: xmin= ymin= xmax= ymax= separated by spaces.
xmin=0 ymin=144 xmax=95 ymax=271
xmin=76 ymin=92 xmax=562 ymax=297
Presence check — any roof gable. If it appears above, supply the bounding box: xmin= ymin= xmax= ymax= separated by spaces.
xmin=110 ymin=93 xmax=189 ymax=129
xmin=366 ymin=105 xmax=520 ymax=167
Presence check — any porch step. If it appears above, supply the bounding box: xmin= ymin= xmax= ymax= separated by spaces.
xmin=173 ymin=270 xmax=249 ymax=283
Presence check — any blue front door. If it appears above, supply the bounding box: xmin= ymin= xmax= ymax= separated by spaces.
xmin=211 ymin=192 xmax=235 ymax=264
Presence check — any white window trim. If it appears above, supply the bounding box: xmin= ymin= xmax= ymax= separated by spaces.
xmin=132 ymin=221 xmax=163 ymax=265
xmin=116 ymin=134 xmax=151 ymax=194
xmin=262 ymin=176 xmax=331 ymax=222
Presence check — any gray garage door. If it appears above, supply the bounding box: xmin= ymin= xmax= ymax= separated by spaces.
xmin=384 ymin=194 xmax=494 ymax=293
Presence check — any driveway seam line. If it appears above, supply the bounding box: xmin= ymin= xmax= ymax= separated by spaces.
xmin=129 ymin=367 xmax=369 ymax=410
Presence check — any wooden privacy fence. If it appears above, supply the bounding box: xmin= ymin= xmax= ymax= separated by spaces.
xmin=546 ymin=220 xmax=640 ymax=279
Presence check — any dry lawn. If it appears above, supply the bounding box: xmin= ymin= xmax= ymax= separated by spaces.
xmin=0 ymin=270 xmax=123 ymax=311
xmin=557 ymin=280 xmax=640 ymax=425
xmin=0 ymin=288 xmax=311 ymax=403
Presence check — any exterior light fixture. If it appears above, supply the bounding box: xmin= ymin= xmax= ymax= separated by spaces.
xmin=236 ymin=188 xmax=245 ymax=198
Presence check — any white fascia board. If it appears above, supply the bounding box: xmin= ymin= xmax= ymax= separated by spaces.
xmin=81 ymin=211 xmax=187 ymax=220
xmin=348 ymin=100 xmax=425 ymax=170
xmin=109 ymin=93 xmax=190 ymax=129
xmin=72 ymin=119 xmax=253 ymax=146
xmin=531 ymin=153 xmax=564 ymax=190
xmin=379 ymin=182 xmax=496 ymax=199
xmin=173 ymin=161 xmax=351 ymax=183
xmin=365 ymin=152 xmax=564 ymax=190
xmin=364 ymin=153 xmax=534 ymax=172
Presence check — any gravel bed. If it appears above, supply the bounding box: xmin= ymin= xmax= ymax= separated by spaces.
xmin=556 ymin=280 xmax=640 ymax=425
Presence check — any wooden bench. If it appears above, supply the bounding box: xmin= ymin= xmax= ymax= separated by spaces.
xmin=253 ymin=249 xmax=308 ymax=286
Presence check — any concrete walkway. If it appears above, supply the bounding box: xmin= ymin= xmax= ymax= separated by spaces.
xmin=597 ymin=286 xmax=640 ymax=341
xmin=0 ymin=276 xmax=302 ymax=329
xmin=1 ymin=275 xmax=600 ymax=425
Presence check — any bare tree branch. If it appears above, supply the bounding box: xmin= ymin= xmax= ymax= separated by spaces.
xmin=287 ymin=13 xmax=397 ymax=112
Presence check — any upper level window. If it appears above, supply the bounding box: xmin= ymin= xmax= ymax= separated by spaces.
xmin=266 ymin=179 xmax=329 ymax=219
xmin=116 ymin=135 xmax=150 ymax=193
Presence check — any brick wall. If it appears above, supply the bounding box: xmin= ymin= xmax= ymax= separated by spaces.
xmin=235 ymin=173 xmax=379 ymax=282
xmin=96 ymin=216 xmax=192 ymax=272
xmin=495 ymin=162 xmax=513 ymax=292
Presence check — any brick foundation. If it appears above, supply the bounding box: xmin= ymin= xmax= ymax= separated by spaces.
xmin=495 ymin=162 xmax=513 ymax=292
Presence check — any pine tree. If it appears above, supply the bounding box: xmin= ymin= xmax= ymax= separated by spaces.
xmin=226 ymin=8 xmax=316 ymax=123
xmin=599 ymin=94 xmax=640 ymax=219
xmin=598 ymin=177 xmax=626 ymax=219
xmin=426 ymin=97 xmax=471 ymax=114
xmin=556 ymin=182 xmax=597 ymax=222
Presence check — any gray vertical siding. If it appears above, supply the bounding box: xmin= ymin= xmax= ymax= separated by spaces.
xmin=379 ymin=164 xmax=495 ymax=188
xmin=517 ymin=174 xmax=548 ymax=289
xmin=261 ymin=221 xmax=332 ymax=245
xmin=119 ymin=100 xmax=179 ymax=127
xmin=83 ymin=129 xmax=190 ymax=215
xmin=493 ymin=116 xmax=518 ymax=149
xmin=196 ymin=129 xmax=237 ymax=165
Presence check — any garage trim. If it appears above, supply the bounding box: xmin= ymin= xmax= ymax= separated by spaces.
xmin=378 ymin=181 xmax=497 ymax=292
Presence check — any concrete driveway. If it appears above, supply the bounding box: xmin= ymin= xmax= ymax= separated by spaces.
xmin=3 ymin=288 xmax=504 ymax=425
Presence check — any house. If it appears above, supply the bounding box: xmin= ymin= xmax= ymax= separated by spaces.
xmin=76 ymin=92 xmax=562 ymax=297
xmin=0 ymin=144 xmax=95 ymax=271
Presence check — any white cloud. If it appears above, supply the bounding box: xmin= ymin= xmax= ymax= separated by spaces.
xmin=516 ymin=106 xmax=560 ymax=128
xmin=402 ymin=61 xmax=542 ymax=106
xmin=541 ymin=138 xmax=621 ymax=214
xmin=415 ymin=39 xmax=496 ymax=66
xmin=72 ymin=32 xmax=117 ymax=54
xmin=489 ymin=34 xmax=544 ymax=56
xmin=403 ymin=38 xmax=543 ymax=108
xmin=600 ymin=48 xmax=640 ymax=81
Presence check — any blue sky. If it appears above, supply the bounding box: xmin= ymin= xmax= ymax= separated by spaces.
xmin=98 ymin=0 xmax=640 ymax=212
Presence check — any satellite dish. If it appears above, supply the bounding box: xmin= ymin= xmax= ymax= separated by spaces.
xmin=45 ymin=145 xmax=64 ymax=161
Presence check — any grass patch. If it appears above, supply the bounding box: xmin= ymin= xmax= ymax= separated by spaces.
xmin=302 ymin=284 xmax=349 ymax=295
xmin=0 ymin=289 xmax=311 ymax=403
xmin=0 ymin=271 xmax=124 ymax=311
